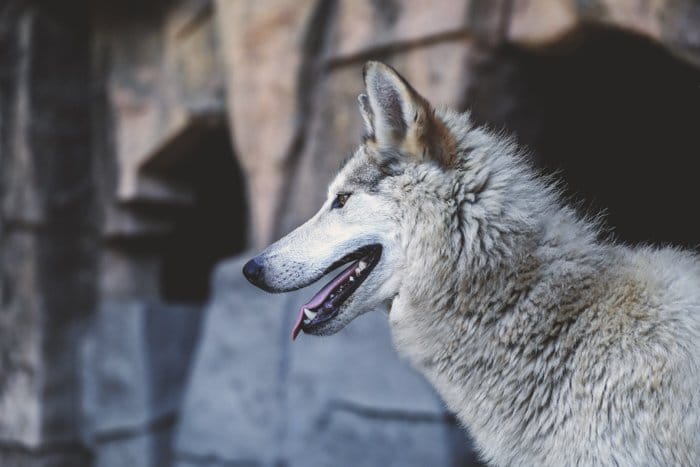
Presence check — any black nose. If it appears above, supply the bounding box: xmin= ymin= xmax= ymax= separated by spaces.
xmin=242 ymin=257 xmax=265 ymax=287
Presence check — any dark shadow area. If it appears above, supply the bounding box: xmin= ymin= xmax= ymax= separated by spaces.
xmin=159 ymin=127 xmax=248 ymax=303
xmin=469 ymin=27 xmax=700 ymax=249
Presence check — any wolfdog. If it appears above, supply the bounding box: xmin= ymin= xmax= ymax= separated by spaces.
xmin=243 ymin=61 xmax=700 ymax=466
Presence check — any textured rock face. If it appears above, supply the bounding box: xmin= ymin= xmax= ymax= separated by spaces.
xmin=82 ymin=301 xmax=202 ymax=467
xmin=0 ymin=3 xmax=96 ymax=466
xmin=1 ymin=0 xmax=699 ymax=466
xmin=215 ymin=0 xmax=320 ymax=247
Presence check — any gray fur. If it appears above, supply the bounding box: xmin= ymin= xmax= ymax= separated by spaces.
xmin=247 ymin=62 xmax=700 ymax=466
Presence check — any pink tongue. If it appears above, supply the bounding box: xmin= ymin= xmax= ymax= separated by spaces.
xmin=292 ymin=260 xmax=360 ymax=340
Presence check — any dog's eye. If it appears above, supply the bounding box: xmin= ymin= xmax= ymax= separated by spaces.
xmin=331 ymin=193 xmax=351 ymax=210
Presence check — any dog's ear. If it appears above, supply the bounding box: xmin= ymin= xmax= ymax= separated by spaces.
xmin=358 ymin=93 xmax=374 ymax=136
xmin=361 ymin=61 xmax=455 ymax=168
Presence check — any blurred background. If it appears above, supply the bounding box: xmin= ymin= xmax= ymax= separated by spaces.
xmin=0 ymin=0 xmax=699 ymax=466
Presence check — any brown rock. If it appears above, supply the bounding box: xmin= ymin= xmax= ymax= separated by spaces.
xmin=102 ymin=4 xmax=225 ymax=203
xmin=508 ymin=0 xmax=700 ymax=68
xmin=215 ymin=0 xmax=317 ymax=247
xmin=328 ymin=0 xmax=475 ymax=63
xmin=276 ymin=65 xmax=363 ymax=235
xmin=508 ymin=0 xmax=579 ymax=46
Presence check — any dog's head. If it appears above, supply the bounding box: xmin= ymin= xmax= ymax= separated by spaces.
xmin=243 ymin=61 xmax=464 ymax=339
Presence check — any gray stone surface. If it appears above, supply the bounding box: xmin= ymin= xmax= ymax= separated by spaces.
xmin=82 ymin=300 xmax=151 ymax=435
xmin=174 ymin=254 xmax=463 ymax=466
xmin=0 ymin=231 xmax=42 ymax=445
xmin=0 ymin=3 xmax=95 ymax=464
xmin=174 ymin=257 xmax=291 ymax=465
xmin=303 ymin=410 xmax=451 ymax=467
xmin=95 ymin=436 xmax=152 ymax=467
xmin=0 ymin=445 xmax=93 ymax=467
xmin=82 ymin=300 xmax=202 ymax=463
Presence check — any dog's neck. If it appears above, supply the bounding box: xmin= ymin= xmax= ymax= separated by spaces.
xmin=389 ymin=140 xmax=614 ymax=464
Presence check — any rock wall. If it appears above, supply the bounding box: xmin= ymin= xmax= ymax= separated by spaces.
xmin=0 ymin=2 xmax=96 ymax=465
xmin=0 ymin=0 xmax=699 ymax=466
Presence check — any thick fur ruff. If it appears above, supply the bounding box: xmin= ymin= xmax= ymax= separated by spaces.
xmin=390 ymin=109 xmax=700 ymax=466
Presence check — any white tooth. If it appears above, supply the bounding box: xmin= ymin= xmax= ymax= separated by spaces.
xmin=330 ymin=293 xmax=335 ymax=299
xmin=355 ymin=268 xmax=361 ymax=275
xmin=349 ymin=276 xmax=355 ymax=282
xmin=358 ymin=261 xmax=367 ymax=271
xmin=303 ymin=308 xmax=317 ymax=320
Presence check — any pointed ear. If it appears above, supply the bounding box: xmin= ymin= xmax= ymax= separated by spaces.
xmin=358 ymin=93 xmax=374 ymax=136
xmin=361 ymin=61 xmax=456 ymax=167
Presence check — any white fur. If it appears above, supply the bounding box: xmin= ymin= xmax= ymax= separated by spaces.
xmin=249 ymin=62 xmax=700 ymax=466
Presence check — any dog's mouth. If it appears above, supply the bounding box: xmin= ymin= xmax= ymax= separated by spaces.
xmin=292 ymin=244 xmax=382 ymax=340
